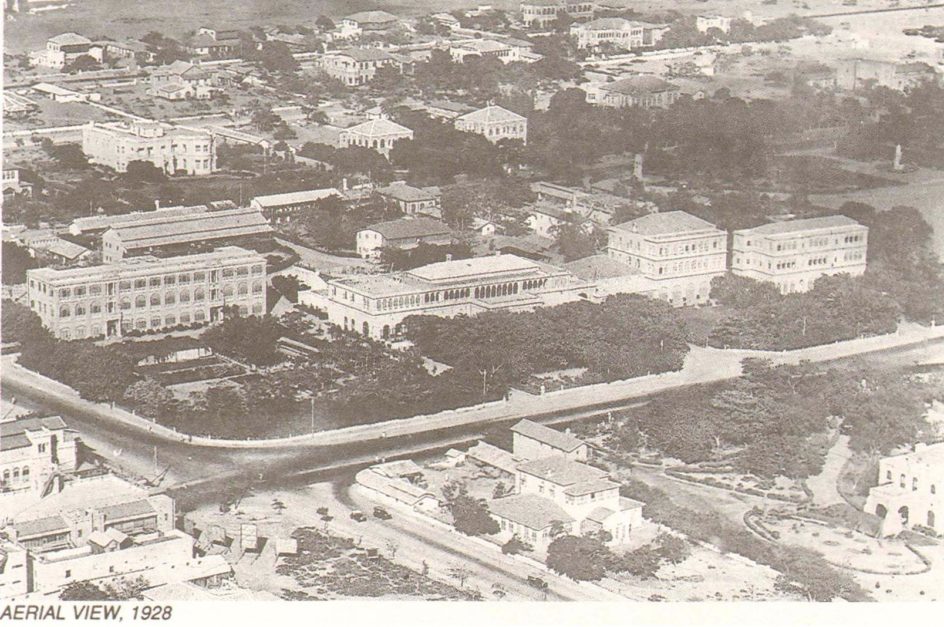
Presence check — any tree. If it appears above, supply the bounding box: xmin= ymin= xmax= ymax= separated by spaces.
xmin=1 ymin=243 xmax=38 ymax=285
xmin=501 ymin=536 xmax=532 ymax=555
xmin=447 ymin=493 xmax=500 ymax=536
xmin=123 ymin=377 xmax=175 ymax=418
xmin=546 ymin=535 xmax=610 ymax=581
xmin=64 ymin=54 xmax=101 ymax=73
xmin=272 ymin=498 xmax=287 ymax=515
xmin=254 ymin=41 xmax=299 ymax=74
xmin=655 ymin=533 xmax=691 ymax=565
xmin=124 ymin=160 xmax=167 ymax=184
xmin=315 ymin=15 xmax=335 ymax=32
xmin=611 ymin=545 xmax=662 ymax=579
xmin=201 ymin=316 xmax=285 ymax=366
xmin=48 ymin=143 xmax=89 ymax=170
xmin=449 ymin=566 xmax=472 ymax=588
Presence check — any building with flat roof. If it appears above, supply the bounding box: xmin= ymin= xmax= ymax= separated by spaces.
xmin=319 ymin=48 xmax=400 ymax=86
xmin=606 ymin=210 xmax=727 ymax=306
xmin=520 ymin=1 xmax=595 ymax=28
xmin=449 ymin=39 xmax=520 ymax=64
xmin=866 ymin=442 xmax=943 ymax=537
xmin=101 ymin=207 xmax=272 ymax=262
xmin=1 ymin=416 xmax=79 ymax=499
xmin=836 ymin=58 xmax=939 ymax=92
xmin=454 ymin=105 xmax=528 ymax=144
xmin=731 ymin=215 xmax=868 ymax=294
xmin=339 ymin=118 xmax=413 ymax=157
xmin=696 ymin=15 xmax=733 ymax=33
xmin=250 ymin=188 xmax=342 ymax=224
xmin=316 ymin=254 xmax=592 ymax=339
xmin=571 ymin=18 xmax=668 ymax=51
xmin=82 ymin=121 xmax=217 ymax=175
xmin=26 ymin=247 xmax=267 ymax=340
xmin=356 ymin=217 xmax=452 ymax=259
xmin=3 ymin=169 xmax=33 ymax=199
xmin=598 ymin=76 xmax=681 ymax=109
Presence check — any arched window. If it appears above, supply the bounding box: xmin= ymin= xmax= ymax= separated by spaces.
xmin=180 ymin=290 xmax=191 ymax=303
xmin=194 ymin=288 xmax=205 ymax=302
xmin=21 ymin=467 xmax=30 ymax=482
xmin=150 ymin=293 xmax=160 ymax=306
xmin=90 ymin=301 xmax=102 ymax=314
xmin=120 ymin=297 xmax=132 ymax=311
xmin=252 ymin=281 xmax=263 ymax=294
xmin=223 ymin=284 xmax=234 ymax=298
xmin=60 ymin=305 xmax=71 ymax=317
xmin=12 ymin=468 xmax=20 ymax=480
xmin=135 ymin=295 xmax=146 ymax=308
xmin=237 ymin=282 xmax=248 ymax=295
xmin=75 ymin=304 xmax=86 ymax=316
xmin=165 ymin=291 xmax=176 ymax=304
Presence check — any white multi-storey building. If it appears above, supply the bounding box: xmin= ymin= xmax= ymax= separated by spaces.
xmin=866 ymin=443 xmax=943 ymax=536
xmin=607 ymin=211 xmax=727 ymax=306
xmin=318 ymin=48 xmax=399 ymax=86
xmin=1 ymin=416 xmax=79 ymax=498
xmin=454 ymin=105 xmax=528 ymax=144
xmin=520 ymin=1 xmax=595 ymax=28
xmin=313 ymin=254 xmax=592 ymax=340
xmin=82 ymin=121 xmax=217 ymax=175
xmin=26 ymin=247 xmax=267 ymax=340
xmin=731 ymin=215 xmax=868 ymax=294
xmin=570 ymin=18 xmax=668 ymax=51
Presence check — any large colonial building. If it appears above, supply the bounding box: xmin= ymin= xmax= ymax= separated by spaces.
xmin=836 ymin=58 xmax=939 ymax=92
xmin=607 ymin=211 xmax=727 ymax=306
xmin=35 ymin=33 xmax=99 ymax=69
xmin=100 ymin=207 xmax=272 ymax=263
xmin=338 ymin=118 xmax=413 ymax=157
xmin=315 ymin=254 xmax=592 ymax=339
xmin=520 ymin=1 xmax=595 ymax=28
xmin=26 ymin=247 xmax=266 ymax=340
xmin=730 ymin=215 xmax=868 ymax=294
xmin=454 ymin=105 xmax=528 ymax=144
xmin=82 ymin=121 xmax=217 ymax=175
xmin=866 ymin=443 xmax=942 ymax=537
xmin=570 ymin=18 xmax=668 ymax=51
xmin=318 ymin=48 xmax=399 ymax=86
xmin=598 ymin=76 xmax=681 ymax=109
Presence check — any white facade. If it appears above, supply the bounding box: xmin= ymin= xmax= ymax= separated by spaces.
xmin=454 ymin=105 xmax=528 ymax=144
xmin=866 ymin=443 xmax=943 ymax=536
xmin=0 ymin=416 xmax=79 ymax=498
xmin=318 ymin=49 xmax=398 ymax=86
xmin=607 ymin=211 xmax=727 ymax=307
xmin=520 ymin=1 xmax=595 ymax=28
xmin=571 ymin=18 xmax=667 ymax=50
xmin=26 ymin=247 xmax=267 ymax=340
xmin=338 ymin=118 xmax=413 ymax=157
xmin=316 ymin=254 xmax=592 ymax=340
xmin=696 ymin=15 xmax=733 ymax=33
xmin=82 ymin=121 xmax=217 ymax=175
xmin=731 ymin=215 xmax=868 ymax=294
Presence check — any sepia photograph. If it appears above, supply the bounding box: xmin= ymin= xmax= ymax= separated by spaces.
xmin=1 ymin=0 xmax=943 ymax=622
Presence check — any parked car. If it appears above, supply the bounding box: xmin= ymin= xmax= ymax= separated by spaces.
xmin=350 ymin=510 xmax=368 ymax=522
xmin=526 ymin=575 xmax=548 ymax=590
xmin=373 ymin=506 xmax=392 ymax=520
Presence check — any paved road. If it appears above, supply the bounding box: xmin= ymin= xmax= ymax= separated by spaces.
xmin=274 ymin=237 xmax=369 ymax=271
xmin=322 ymin=481 xmax=623 ymax=601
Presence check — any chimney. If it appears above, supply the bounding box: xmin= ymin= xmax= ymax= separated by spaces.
xmin=155 ymin=199 xmax=160 ymax=210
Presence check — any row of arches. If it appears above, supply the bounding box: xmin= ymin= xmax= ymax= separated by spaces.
xmin=1 ymin=466 xmax=30 ymax=486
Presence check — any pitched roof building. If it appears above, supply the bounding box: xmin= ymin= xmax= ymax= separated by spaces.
xmin=101 ymin=208 xmax=272 ymax=262
xmin=249 ymin=188 xmax=342 ymax=224
xmin=356 ymin=216 xmax=452 ymax=258
xmin=511 ymin=419 xmax=589 ymax=461
xmin=339 ymin=118 xmax=413 ymax=157
xmin=598 ymin=76 xmax=681 ymax=109
xmin=454 ymin=105 xmax=528 ymax=144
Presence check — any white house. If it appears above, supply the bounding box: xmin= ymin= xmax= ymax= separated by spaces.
xmin=866 ymin=442 xmax=943 ymax=537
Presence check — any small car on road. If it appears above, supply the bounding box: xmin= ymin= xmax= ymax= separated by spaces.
xmin=373 ymin=506 xmax=392 ymax=520
xmin=350 ymin=510 xmax=368 ymax=522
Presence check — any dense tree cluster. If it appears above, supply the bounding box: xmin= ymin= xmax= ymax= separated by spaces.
xmin=443 ymin=482 xmax=500 ymax=537
xmin=201 ymin=315 xmax=285 ymax=366
xmin=405 ymin=295 xmax=690 ymax=395
xmin=707 ymin=274 xmax=900 ymax=351
xmin=1 ymin=243 xmax=38 ymax=285
xmin=605 ymin=359 xmax=935 ymax=479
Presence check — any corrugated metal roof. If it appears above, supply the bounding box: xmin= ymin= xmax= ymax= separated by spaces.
xmin=251 ymin=188 xmax=341 ymax=208
xmin=407 ymin=254 xmax=536 ymax=282
xmin=109 ymin=208 xmax=272 ymax=250
xmin=100 ymin=499 xmax=156 ymax=522
xmin=511 ymin=419 xmax=585 ymax=452
xmin=601 ymin=76 xmax=679 ymax=96
xmin=456 ymin=104 xmax=526 ymax=125
xmin=14 ymin=515 xmax=69 ymax=539
xmin=363 ymin=216 xmax=450 ymax=242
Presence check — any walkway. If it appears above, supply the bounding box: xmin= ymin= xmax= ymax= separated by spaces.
xmin=4 ymin=323 xmax=944 ymax=452
xmin=806 ymin=434 xmax=853 ymax=508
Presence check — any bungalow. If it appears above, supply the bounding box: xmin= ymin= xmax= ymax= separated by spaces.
xmin=249 ymin=188 xmax=342 ymax=224
xmin=338 ymin=118 xmax=413 ymax=158
xmin=376 ymin=181 xmax=441 ymax=216
xmin=598 ymin=76 xmax=681 ymax=109
xmin=356 ymin=216 xmax=452 ymax=259
xmin=511 ymin=419 xmax=589 ymax=461
xmin=454 ymin=104 xmax=528 ymax=144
